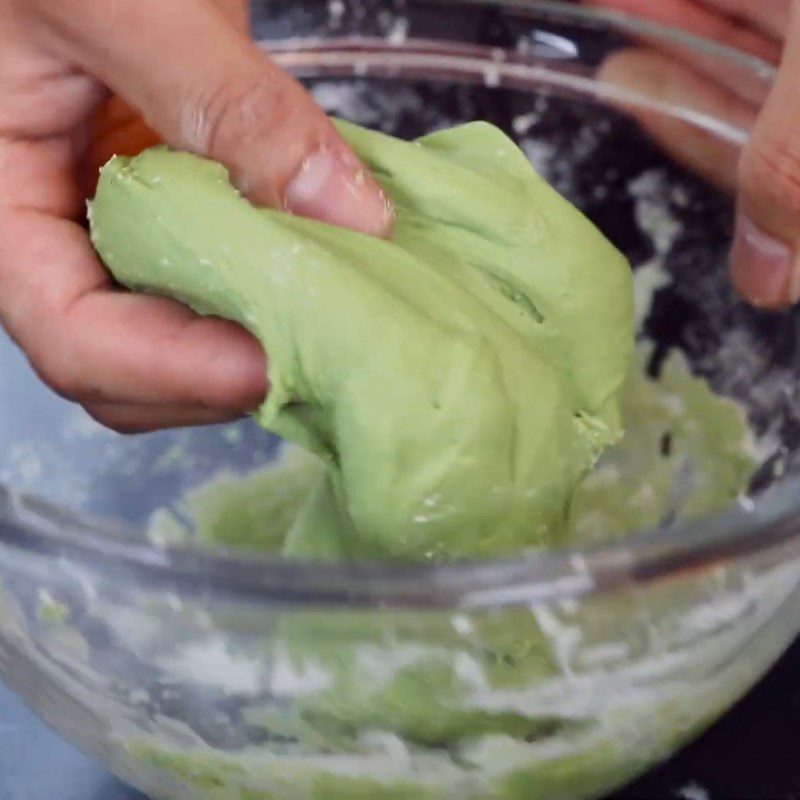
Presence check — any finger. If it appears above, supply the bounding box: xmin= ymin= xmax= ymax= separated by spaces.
xmin=0 ymin=205 xmax=268 ymax=410
xmin=585 ymin=0 xmax=779 ymax=107
xmin=585 ymin=0 xmax=782 ymax=61
xmin=0 ymin=26 xmax=103 ymax=140
xmin=88 ymin=0 xmax=251 ymax=152
xmin=732 ymin=3 xmax=800 ymax=307
xmin=83 ymin=0 xmax=251 ymax=189
xmin=598 ymin=48 xmax=757 ymax=194
xmin=698 ymin=0 xmax=790 ymax=41
xmin=32 ymin=0 xmax=393 ymax=237
xmin=0 ymin=136 xmax=82 ymax=218
xmin=84 ymin=402 xmax=242 ymax=434
xmin=210 ymin=0 xmax=250 ymax=34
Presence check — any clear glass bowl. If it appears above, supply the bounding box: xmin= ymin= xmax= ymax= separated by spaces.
xmin=1 ymin=2 xmax=800 ymax=799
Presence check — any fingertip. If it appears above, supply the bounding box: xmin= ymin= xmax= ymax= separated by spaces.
xmin=191 ymin=319 xmax=269 ymax=412
xmin=284 ymin=143 xmax=395 ymax=238
xmin=730 ymin=212 xmax=799 ymax=308
xmin=85 ymin=402 xmax=244 ymax=435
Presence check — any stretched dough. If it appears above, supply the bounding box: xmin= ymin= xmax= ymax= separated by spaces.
xmin=90 ymin=120 xmax=633 ymax=560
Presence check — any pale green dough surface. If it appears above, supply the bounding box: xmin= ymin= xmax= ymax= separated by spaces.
xmin=90 ymin=119 xmax=633 ymax=561
xmin=90 ymin=120 xmax=755 ymax=800
xmin=151 ymin=348 xmax=755 ymax=552
xmin=569 ymin=348 xmax=754 ymax=542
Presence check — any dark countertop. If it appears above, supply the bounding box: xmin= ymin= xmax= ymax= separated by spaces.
xmin=3 ymin=634 xmax=800 ymax=800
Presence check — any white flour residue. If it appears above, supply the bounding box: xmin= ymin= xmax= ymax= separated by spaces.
xmin=270 ymin=648 xmax=333 ymax=696
xmin=311 ymin=81 xmax=426 ymax=132
xmin=159 ymin=638 xmax=263 ymax=696
xmin=697 ymin=325 xmax=795 ymax=465
xmin=521 ymin=139 xmax=557 ymax=176
xmin=513 ymin=96 xmax=551 ymax=136
xmin=629 ymin=169 xmax=684 ymax=256
xmin=386 ymin=16 xmax=409 ymax=46
xmin=634 ymin=260 xmax=671 ymax=332
xmin=676 ymin=781 xmax=710 ymax=800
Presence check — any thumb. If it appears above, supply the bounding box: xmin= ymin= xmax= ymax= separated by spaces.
xmin=732 ymin=3 xmax=800 ymax=308
xmin=36 ymin=0 xmax=393 ymax=237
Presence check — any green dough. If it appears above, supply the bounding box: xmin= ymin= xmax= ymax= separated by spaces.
xmin=151 ymin=348 xmax=755 ymax=554
xmin=569 ymin=348 xmax=755 ymax=541
xmin=148 ymin=447 xmax=325 ymax=553
xmin=89 ymin=120 xmax=756 ymax=800
xmin=90 ymin=119 xmax=633 ymax=561
xmin=130 ymin=355 xmax=756 ymax=800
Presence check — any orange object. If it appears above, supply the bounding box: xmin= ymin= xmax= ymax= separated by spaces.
xmin=83 ymin=98 xmax=162 ymax=197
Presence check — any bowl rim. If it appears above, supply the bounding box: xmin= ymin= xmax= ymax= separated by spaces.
xmin=2 ymin=0 xmax=797 ymax=610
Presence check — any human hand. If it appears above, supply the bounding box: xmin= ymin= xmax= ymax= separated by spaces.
xmin=0 ymin=0 xmax=393 ymax=433
xmin=585 ymin=0 xmax=800 ymax=309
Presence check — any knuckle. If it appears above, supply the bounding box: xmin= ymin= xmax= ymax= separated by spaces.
xmin=197 ymin=73 xmax=289 ymax=152
xmin=185 ymin=69 xmax=319 ymax=189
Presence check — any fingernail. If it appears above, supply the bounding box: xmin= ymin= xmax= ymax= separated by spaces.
xmin=730 ymin=213 xmax=798 ymax=308
xmin=284 ymin=146 xmax=394 ymax=237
